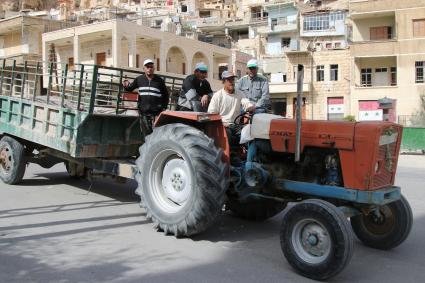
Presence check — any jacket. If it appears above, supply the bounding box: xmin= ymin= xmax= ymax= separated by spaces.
xmin=177 ymin=74 xmax=213 ymax=110
xmin=124 ymin=74 xmax=169 ymax=114
xmin=235 ymin=74 xmax=270 ymax=108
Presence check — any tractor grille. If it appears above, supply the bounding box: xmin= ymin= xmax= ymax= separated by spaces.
xmin=371 ymin=130 xmax=399 ymax=189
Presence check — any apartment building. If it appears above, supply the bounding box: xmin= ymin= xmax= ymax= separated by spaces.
xmin=0 ymin=14 xmax=74 ymax=63
xmin=350 ymin=0 xmax=425 ymax=123
xmin=265 ymin=0 xmax=350 ymax=120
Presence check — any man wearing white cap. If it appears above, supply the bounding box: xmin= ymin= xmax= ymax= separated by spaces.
xmin=235 ymin=59 xmax=270 ymax=112
xmin=208 ymin=70 xmax=255 ymax=140
xmin=123 ymin=59 xmax=169 ymax=139
xmin=177 ymin=62 xmax=213 ymax=112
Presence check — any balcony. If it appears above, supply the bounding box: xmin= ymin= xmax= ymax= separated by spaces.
xmin=257 ymin=19 xmax=297 ymax=34
xmin=270 ymin=82 xmax=310 ymax=94
xmin=350 ymin=0 xmax=420 ymax=14
xmin=351 ymin=40 xmax=398 ymax=57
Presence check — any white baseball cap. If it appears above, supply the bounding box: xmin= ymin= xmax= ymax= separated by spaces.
xmin=221 ymin=70 xmax=236 ymax=80
xmin=247 ymin=59 xmax=258 ymax=68
xmin=143 ymin=59 xmax=154 ymax=66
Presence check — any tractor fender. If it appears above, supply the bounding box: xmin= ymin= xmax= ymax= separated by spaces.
xmin=154 ymin=111 xmax=230 ymax=166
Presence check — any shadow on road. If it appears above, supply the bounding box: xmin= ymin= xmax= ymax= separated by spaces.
xmin=20 ymin=171 xmax=139 ymax=203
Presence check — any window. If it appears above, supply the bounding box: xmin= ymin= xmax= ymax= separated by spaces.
xmin=181 ymin=5 xmax=187 ymax=13
xmin=375 ymin=68 xmax=388 ymax=73
xmin=237 ymin=69 xmax=241 ymax=78
xmin=334 ymin=42 xmax=341 ymax=49
xmin=316 ymin=65 xmax=324 ymax=81
xmin=303 ymin=14 xmax=330 ymax=31
xmin=413 ymin=19 xmax=425 ymax=37
xmin=416 ymin=61 xmax=424 ymax=83
xmin=136 ymin=54 xmax=140 ymax=68
xmin=361 ymin=68 xmax=372 ymax=87
xmin=281 ymin=37 xmax=291 ymax=48
xmin=271 ymin=18 xmax=277 ymax=30
xmin=370 ymin=26 xmax=392 ymax=40
xmin=325 ymin=42 xmax=332 ymax=49
xmin=330 ymin=64 xmax=338 ymax=81
xmin=391 ymin=67 xmax=397 ymax=86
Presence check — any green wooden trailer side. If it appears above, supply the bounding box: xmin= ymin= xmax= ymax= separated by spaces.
xmin=0 ymin=59 xmax=183 ymax=158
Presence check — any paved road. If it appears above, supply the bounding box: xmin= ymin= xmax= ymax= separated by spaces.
xmin=0 ymin=155 xmax=424 ymax=283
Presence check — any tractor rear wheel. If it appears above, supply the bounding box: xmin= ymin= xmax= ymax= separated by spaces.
xmin=280 ymin=199 xmax=353 ymax=280
xmin=0 ymin=136 xmax=26 ymax=185
xmin=226 ymin=198 xmax=286 ymax=221
xmin=350 ymin=195 xmax=412 ymax=250
xmin=135 ymin=123 xmax=228 ymax=237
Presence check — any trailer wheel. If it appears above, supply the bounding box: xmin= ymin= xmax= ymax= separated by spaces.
xmin=281 ymin=199 xmax=353 ymax=280
xmin=0 ymin=136 xmax=26 ymax=185
xmin=350 ymin=195 xmax=413 ymax=250
xmin=135 ymin=123 xmax=228 ymax=237
xmin=226 ymin=198 xmax=286 ymax=221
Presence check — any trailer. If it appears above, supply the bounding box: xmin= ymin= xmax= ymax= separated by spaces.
xmin=0 ymin=59 xmax=413 ymax=280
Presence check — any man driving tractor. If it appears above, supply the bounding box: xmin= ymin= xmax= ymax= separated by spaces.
xmin=208 ymin=70 xmax=255 ymax=141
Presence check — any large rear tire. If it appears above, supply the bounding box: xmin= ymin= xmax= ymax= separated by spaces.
xmin=0 ymin=136 xmax=26 ymax=185
xmin=281 ymin=199 xmax=354 ymax=280
xmin=226 ymin=198 xmax=286 ymax=221
xmin=350 ymin=195 xmax=413 ymax=250
xmin=135 ymin=123 xmax=228 ymax=237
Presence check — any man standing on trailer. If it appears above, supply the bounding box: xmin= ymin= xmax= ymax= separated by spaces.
xmin=177 ymin=62 xmax=213 ymax=112
xmin=236 ymin=59 xmax=270 ymax=113
xmin=123 ymin=59 xmax=169 ymax=139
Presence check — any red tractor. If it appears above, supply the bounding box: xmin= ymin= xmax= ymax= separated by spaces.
xmin=136 ymin=110 xmax=411 ymax=280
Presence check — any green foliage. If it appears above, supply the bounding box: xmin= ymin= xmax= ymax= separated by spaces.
xmin=343 ymin=115 xmax=356 ymax=122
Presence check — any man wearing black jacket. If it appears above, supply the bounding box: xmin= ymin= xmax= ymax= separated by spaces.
xmin=123 ymin=59 xmax=169 ymax=140
xmin=177 ymin=62 xmax=213 ymax=112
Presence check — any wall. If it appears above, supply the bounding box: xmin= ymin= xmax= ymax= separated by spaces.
xmin=352 ymin=16 xmax=395 ymax=41
xmin=311 ymin=49 xmax=351 ymax=120
xmin=396 ymin=7 xmax=425 ymax=40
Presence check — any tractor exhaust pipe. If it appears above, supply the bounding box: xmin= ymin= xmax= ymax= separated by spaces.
xmin=295 ymin=64 xmax=304 ymax=162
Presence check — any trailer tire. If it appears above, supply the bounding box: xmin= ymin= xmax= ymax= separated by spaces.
xmin=350 ymin=195 xmax=413 ymax=250
xmin=135 ymin=123 xmax=228 ymax=237
xmin=226 ymin=198 xmax=286 ymax=221
xmin=0 ymin=136 xmax=26 ymax=185
xmin=281 ymin=199 xmax=353 ymax=281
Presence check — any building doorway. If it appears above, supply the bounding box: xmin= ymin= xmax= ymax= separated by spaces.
xmin=96 ymin=52 xmax=106 ymax=66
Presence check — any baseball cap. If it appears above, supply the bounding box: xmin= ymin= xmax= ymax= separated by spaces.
xmin=221 ymin=71 xmax=236 ymax=80
xmin=247 ymin=59 xmax=258 ymax=68
xmin=195 ymin=62 xmax=208 ymax=72
xmin=143 ymin=59 xmax=154 ymax=66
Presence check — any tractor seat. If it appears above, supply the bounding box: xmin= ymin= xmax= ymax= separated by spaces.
xmin=240 ymin=113 xmax=285 ymax=144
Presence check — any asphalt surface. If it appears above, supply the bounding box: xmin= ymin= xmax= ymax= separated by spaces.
xmin=0 ymin=154 xmax=424 ymax=283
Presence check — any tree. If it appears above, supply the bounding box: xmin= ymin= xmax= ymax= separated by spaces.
xmin=410 ymin=93 xmax=425 ymax=127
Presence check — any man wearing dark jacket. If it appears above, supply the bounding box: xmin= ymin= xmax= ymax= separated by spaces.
xmin=177 ymin=62 xmax=213 ymax=112
xmin=123 ymin=59 xmax=169 ymax=139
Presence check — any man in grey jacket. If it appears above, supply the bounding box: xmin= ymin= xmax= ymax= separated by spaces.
xmin=235 ymin=59 xmax=270 ymax=113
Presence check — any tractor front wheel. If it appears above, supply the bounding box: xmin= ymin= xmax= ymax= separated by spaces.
xmin=350 ymin=195 xmax=413 ymax=250
xmin=135 ymin=123 xmax=228 ymax=237
xmin=0 ymin=136 xmax=26 ymax=185
xmin=280 ymin=199 xmax=353 ymax=280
